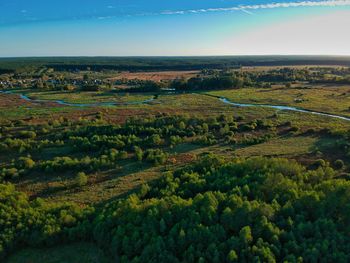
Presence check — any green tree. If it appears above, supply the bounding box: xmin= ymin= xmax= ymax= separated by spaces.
xmin=239 ymin=226 xmax=253 ymax=245
xmin=134 ymin=147 xmax=143 ymax=162
xmin=227 ymin=250 xmax=238 ymax=262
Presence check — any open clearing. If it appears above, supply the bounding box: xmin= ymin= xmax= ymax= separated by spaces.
xmin=233 ymin=135 xmax=318 ymax=157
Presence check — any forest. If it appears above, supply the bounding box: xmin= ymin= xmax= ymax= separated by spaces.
xmin=1 ymin=56 xmax=350 ymax=74
xmin=2 ymin=154 xmax=350 ymax=262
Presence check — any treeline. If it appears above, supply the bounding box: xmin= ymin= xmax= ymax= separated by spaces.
xmin=170 ymin=74 xmax=247 ymax=91
xmin=144 ymin=68 xmax=350 ymax=92
xmin=2 ymin=56 xmax=350 ymax=73
xmin=254 ymin=68 xmax=350 ymax=84
xmin=0 ymin=68 xmax=14 ymax=74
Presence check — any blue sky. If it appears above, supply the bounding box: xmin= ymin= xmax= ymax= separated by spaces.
xmin=0 ymin=0 xmax=350 ymax=56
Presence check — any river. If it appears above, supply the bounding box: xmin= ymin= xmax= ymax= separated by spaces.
xmin=1 ymin=90 xmax=349 ymax=122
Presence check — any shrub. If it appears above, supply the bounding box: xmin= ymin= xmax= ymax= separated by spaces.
xmin=144 ymin=149 xmax=168 ymax=165
xmin=18 ymin=131 xmax=36 ymax=139
xmin=289 ymin=126 xmax=299 ymax=133
xmin=17 ymin=157 xmax=35 ymax=170
xmin=314 ymin=159 xmax=326 ymax=168
xmin=75 ymin=172 xmax=88 ymax=187
xmin=334 ymin=159 xmax=345 ymax=170
xmin=134 ymin=146 xmax=143 ymax=162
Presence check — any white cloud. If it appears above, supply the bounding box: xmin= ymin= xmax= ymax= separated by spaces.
xmin=161 ymin=0 xmax=350 ymax=15
xmin=240 ymin=9 xmax=254 ymax=15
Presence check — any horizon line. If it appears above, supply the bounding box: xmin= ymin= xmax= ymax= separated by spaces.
xmin=1 ymin=54 xmax=350 ymax=59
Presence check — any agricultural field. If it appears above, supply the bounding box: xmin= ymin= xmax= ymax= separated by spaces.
xmin=1 ymin=59 xmax=350 ymax=262
xmin=108 ymin=70 xmax=199 ymax=81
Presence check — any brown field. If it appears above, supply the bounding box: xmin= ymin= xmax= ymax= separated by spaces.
xmin=108 ymin=70 xmax=200 ymax=81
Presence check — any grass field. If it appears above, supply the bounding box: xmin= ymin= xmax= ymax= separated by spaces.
xmin=14 ymin=90 xmax=154 ymax=104
xmin=207 ymin=84 xmax=350 ymax=117
xmin=233 ymin=135 xmax=318 ymax=157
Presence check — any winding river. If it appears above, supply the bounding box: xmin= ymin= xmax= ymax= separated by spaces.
xmin=0 ymin=90 xmax=156 ymax=107
xmin=219 ymin=97 xmax=350 ymax=122
xmin=1 ymin=90 xmax=349 ymax=122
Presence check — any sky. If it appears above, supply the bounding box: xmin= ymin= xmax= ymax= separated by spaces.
xmin=0 ymin=0 xmax=350 ymax=57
